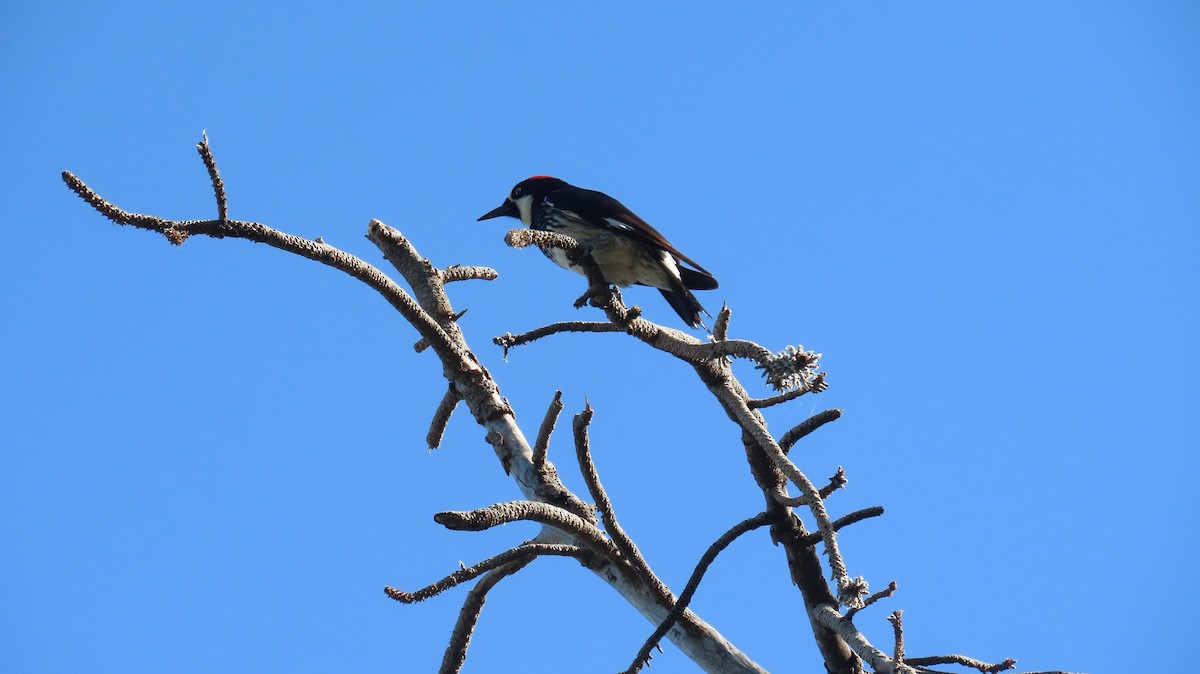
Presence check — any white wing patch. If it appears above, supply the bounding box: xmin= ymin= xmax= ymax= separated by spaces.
xmin=603 ymin=217 xmax=637 ymax=232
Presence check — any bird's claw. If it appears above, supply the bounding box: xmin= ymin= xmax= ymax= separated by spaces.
xmin=573 ymin=283 xmax=619 ymax=310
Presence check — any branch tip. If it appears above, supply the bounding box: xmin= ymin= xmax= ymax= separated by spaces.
xmin=780 ymin=409 xmax=843 ymax=453
xmin=712 ymin=303 xmax=731 ymax=341
xmin=904 ymin=653 xmax=1021 ymax=674
xmin=196 ymin=131 xmax=228 ymax=221
xmin=427 ymin=385 xmax=462 ymax=450
xmin=442 ymin=265 xmax=499 ymax=283
xmin=532 ymin=390 xmax=564 ymax=467
xmin=888 ymin=610 xmax=905 ymax=667
xmin=818 ymin=467 xmax=849 ymax=499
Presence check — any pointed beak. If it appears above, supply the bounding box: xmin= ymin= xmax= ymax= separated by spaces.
xmin=477 ymin=200 xmax=518 ymax=221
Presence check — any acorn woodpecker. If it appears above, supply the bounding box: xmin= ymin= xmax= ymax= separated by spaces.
xmin=478 ymin=176 xmax=718 ymax=328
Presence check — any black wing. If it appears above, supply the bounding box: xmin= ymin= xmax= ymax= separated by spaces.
xmin=549 ymin=185 xmax=718 ymax=288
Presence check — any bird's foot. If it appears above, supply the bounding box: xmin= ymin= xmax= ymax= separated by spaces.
xmin=573 ymin=283 xmax=614 ymax=309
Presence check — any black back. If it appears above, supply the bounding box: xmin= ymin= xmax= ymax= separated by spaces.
xmin=526 ymin=178 xmax=716 ymax=283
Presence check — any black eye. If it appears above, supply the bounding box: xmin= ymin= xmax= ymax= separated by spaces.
xmin=513 ymin=187 xmax=523 ymax=198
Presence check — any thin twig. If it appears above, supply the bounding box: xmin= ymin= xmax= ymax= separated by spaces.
xmin=846 ymin=581 xmax=897 ymax=620
xmin=533 ymin=390 xmax=564 ymax=469
xmin=573 ymin=403 xmax=672 ymax=604
xmin=62 ymin=171 xmax=176 ymax=231
xmin=780 ymin=409 xmax=843 ymax=453
xmin=439 ymin=556 xmax=535 ymax=674
xmin=795 ymin=506 xmax=884 ymax=545
xmin=196 ymin=132 xmax=228 ymax=221
xmin=384 ymin=542 xmax=587 ymax=603
xmin=494 ymin=321 xmax=621 ymax=356
xmin=624 ymin=513 xmax=772 ymax=674
xmin=745 ymin=374 xmax=827 ymax=409
xmin=427 ymin=384 xmax=462 ymax=450
xmin=819 ymin=467 xmax=849 ymax=499
xmin=903 ymin=654 xmax=1021 ymax=673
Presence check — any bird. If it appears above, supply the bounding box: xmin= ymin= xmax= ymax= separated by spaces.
xmin=478 ymin=176 xmax=718 ymax=328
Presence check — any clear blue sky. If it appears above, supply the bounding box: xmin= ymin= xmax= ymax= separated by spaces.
xmin=3 ymin=3 xmax=1196 ymax=673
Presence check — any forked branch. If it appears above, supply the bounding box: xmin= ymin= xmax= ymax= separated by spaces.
xmin=427 ymin=384 xmax=462 ymax=450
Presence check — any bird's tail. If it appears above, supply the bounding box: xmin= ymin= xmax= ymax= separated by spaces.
xmin=659 ymin=285 xmax=709 ymax=330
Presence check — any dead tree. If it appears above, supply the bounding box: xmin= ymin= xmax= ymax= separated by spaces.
xmin=61 ymin=135 xmax=1075 ymax=674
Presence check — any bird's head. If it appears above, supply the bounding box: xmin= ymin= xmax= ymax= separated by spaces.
xmin=477 ymin=176 xmax=569 ymax=225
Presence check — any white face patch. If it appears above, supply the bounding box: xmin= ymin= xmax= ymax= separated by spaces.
xmin=513 ymin=194 xmax=535 ymax=226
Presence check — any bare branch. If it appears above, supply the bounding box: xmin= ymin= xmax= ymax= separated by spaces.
xmin=684 ymin=338 xmax=774 ymax=364
xmin=504 ymin=227 xmax=585 ymax=257
xmin=746 ymin=373 xmax=827 ymax=409
xmin=439 ymin=556 xmax=535 ymax=674
xmin=888 ymin=611 xmax=906 ymax=669
xmin=62 ymin=170 xmax=179 ymax=233
xmin=196 ymin=131 xmax=228 ymax=221
xmin=846 ymin=580 xmax=897 ymax=620
xmin=368 ymin=220 xmax=455 ymax=323
xmin=904 ymin=654 xmax=1021 ymax=673
xmin=780 ymin=409 xmax=843 ymax=453
xmin=820 ymin=467 xmax=849 ymax=499
xmin=533 ymin=390 xmax=564 ymax=469
xmin=573 ymin=404 xmax=672 ymax=604
xmin=687 ymin=338 xmax=772 ymax=363
xmin=427 ymin=384 xmax=462 ymax=450
xmin=434 ymin=501 xmax=621 ymax=561
xmin=384 ymin=542 xmax=587 ymax=604
xmin=494 ymin=321 xmax=621 ymax=355
xmin=712 ymin=303 xmax=731 ymax=342
xmin=795 ymin=507 xmax=884 ymax=545
xmin=61 ymin=172 xmax=462 ymax=360
xmin=625 ymin=513 xmax=772 ymax=674
xmin=441 ymin=265 xmax=498 ymax=283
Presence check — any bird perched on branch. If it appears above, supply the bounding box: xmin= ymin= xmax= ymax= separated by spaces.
xmin=478 ymin=176 xmax=718 ymax=328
